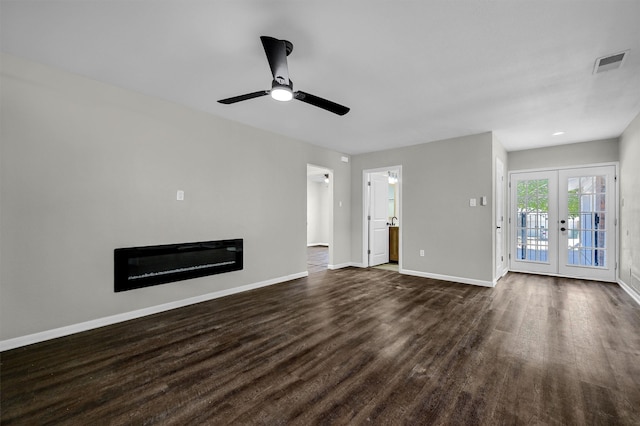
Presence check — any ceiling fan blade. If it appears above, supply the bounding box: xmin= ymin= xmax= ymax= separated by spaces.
xmin=260 ymin=36 xmax=290 ymax=85
xmin=218 ymin=90 xmax=269 ymax=104
xmin=294 ymin=91 xmax=350 ymax=116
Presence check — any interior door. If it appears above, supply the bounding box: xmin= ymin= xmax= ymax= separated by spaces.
xmin=495 ymin=158 xmax=505 ymax=278
xmin=369 ymin=173 xmax=390 ymax=266
xmin=558 ymin=166 xmax=616 ymax=281
xmin=510 ymin=171 xmax=558 ymax=275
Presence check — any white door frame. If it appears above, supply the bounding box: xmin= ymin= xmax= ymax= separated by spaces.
xmin=495 ymin=157 xmax=506 ymax=280
xmin=369 ymin=172 xmax=390 ymax=266
xmin=508 ymin=162 xmax=619 ymax=282
xmin=362 ymin=165 xmax=402 ymax=269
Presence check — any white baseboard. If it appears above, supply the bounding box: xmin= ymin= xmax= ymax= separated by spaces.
xmin=618 ymin=278 xmax=640 ymax=306
xmin=0 ymin=271 xmax=308 ymax=352
xmin=401 ymin=269 xmax=495 ymax=288
xmin=327 ymin=262 xmax=353 ymax=270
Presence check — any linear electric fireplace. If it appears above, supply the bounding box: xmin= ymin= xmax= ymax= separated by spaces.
xmin=114 ymin=239 xmax=243 ymax=292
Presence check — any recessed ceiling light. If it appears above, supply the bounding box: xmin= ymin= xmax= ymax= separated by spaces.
xmin=552 ymin=131 xmax=565 ymax=136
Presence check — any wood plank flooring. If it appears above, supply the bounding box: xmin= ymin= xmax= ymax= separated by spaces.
xmin=2 ymin=270 xmax=639 ymax=424
xmin=307 ymin=246 xmax=328 ymax=274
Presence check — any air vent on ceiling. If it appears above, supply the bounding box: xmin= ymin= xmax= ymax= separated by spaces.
xmin=593 ymin=50 xmax=629 ymax=74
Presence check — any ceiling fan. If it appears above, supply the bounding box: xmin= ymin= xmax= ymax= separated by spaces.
xmin=218 ymin=36 xmax=350 ymax=116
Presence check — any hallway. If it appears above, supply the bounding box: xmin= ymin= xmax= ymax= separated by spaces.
xmin=307 ymin=246 xmax=328 ymax=274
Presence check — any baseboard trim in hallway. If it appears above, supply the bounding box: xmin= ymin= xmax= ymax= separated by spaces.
xmin=401 ymin=268 xmax=495 ymax=287
xmin=328 ymin=263 xmax=352 ymax=270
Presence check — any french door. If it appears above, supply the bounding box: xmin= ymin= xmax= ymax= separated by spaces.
xmin=511 ymin=171 xmax=558 ymax=275
xmin=510 ymin=166 xmax=616 ymax=282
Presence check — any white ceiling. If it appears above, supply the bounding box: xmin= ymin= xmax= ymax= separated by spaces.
xmin=1 ymin=1 xmax=639 ymax=155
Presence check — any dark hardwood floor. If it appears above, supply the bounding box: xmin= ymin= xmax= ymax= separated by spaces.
xmin=307 ymin=245 xmax=328 ymax=273
xmin=2 ymin=270 xmax=639 ymax=424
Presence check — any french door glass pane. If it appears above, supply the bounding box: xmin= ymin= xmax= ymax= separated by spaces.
xmin=566 ymin=175 xmax=607 ymax=267
xmin=516 ymin=179 xmax=549 ymax=262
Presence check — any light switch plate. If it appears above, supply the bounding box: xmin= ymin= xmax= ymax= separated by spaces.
xmin=177 ymin=190 xmax=184 ymax=201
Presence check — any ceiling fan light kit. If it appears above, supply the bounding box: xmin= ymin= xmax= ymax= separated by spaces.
xmin=270 ymin=82 xmax=293 ymax=102
xmin=218 ymin=36 xmax=350 ymax=116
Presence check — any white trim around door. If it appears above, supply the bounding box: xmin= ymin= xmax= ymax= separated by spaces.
xmin=362 ymin=166 xmax=402 ymax=269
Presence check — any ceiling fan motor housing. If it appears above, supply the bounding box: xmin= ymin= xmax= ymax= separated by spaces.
xmin=272 ymin=79 xmax=293 ymax=91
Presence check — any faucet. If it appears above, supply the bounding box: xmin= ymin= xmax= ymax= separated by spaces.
xmin=391 ymin=216 xmax=398 ymax=226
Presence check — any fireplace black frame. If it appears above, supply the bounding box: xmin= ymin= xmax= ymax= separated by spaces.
xmin=114 ymin=239 xmax=243 ymax=292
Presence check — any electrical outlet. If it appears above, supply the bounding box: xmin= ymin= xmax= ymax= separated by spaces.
xmin=469 ymin=198 xmax=477 ymax=207
xmin=177 ymin=190 xmax=184 ymax=201
xmin=420 ymin=249 xmax=425 ymax=257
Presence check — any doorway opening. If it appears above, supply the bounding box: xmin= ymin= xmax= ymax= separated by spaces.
xmin=363 ymin=166 xmax=402 ymax=271
xmin=307 ymin=164 xmax=333 ymax=273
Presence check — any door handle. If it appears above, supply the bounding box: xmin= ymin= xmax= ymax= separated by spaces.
xmin=496 ymin=226 xmax=501 ymax=229
xmin=561 ymin=227 xmax=566 ymax=231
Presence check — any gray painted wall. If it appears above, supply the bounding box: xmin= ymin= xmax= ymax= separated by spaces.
xmin=508 ymin=138 xmax=619 ymax=171
xmin=307 ymin=179 xmax=331 ymax=245
xmin=351 ymin=133 xmax=495 ymax=283
xmin=0 ymin=54 xmax=351 ymax=340
xmin=619 ymin=112 xmax=640 ymax=294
